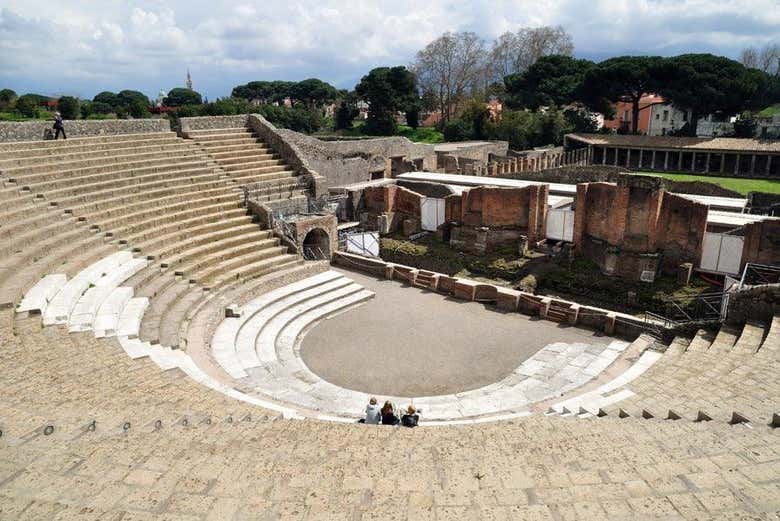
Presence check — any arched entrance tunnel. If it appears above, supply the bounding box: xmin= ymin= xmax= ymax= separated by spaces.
xmin=302 ymin=228 xmax=331 ymax=260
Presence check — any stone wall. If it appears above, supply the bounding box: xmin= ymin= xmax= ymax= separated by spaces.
xmin=0 ymin=119 xmax=171 ymax=142
xmin=741 ymin=220 xmax=780 ymax=269
xmin=178 ymin=115 xmax=249 ymax=134
xmin=573 ymin=176 xmax=708 ymax=280
xmin=246 ymin=114 xmax=328 ymax=198
xmin=445 ymin=185 xmax=548 ymax=254
xmin=726 ymin=284 xmax=780 ymax=326
xmin=273 ymin=130 xmax=377 ymax=187
xmin=436 ymin=141 xmax=508 ymax=167
xmin=276 ymin=131 xmax=437 ymax=187
xmin=361 ymin=184 xmax=423 ymax=233
xmin=333 ymin=251 xmax=651 ymax=340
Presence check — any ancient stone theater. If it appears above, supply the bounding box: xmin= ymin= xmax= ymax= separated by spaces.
xmin=0 ymin=115 xmax=778 ymax=520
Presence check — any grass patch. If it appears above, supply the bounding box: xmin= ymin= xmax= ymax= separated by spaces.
xmin=758 ymin=104 xmax=780 ymax=118
xmin=396 ymin=125 xmax=444 ymax=144
xmin=635 ymin=171 xmax=780 ymax=195
xmin=380 ymin=234 xmax=715 ymax=315
xmin=381 ymin=234 xmax=529 ymax=284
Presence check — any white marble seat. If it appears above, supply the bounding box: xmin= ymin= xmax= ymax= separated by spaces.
xmin=116 ymin=297 xmax=149 ymax=338
xmin=212 ymin=270 xmax=343 ymax=379
xmin=17 ymin=273 xmax=67 ymax=313
xmin=94 ymin=287 xmax=134 ymax=337
xmin=43 ymin=251 xmax=134 ymax=325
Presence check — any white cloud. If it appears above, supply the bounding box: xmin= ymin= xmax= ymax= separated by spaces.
xmin=0 ymin=0 xmax=777 ymax=99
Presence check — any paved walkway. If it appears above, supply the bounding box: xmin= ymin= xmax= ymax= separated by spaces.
xmin=301 ymin=268 xmax=613 ymax=397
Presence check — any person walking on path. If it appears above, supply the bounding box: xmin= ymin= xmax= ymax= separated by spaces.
xmin=53 ymin=112 xmax=66 ymax=140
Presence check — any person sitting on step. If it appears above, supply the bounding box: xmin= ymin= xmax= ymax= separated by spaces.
xmin=362 ymin=397 xmax=381 ymax=424
xmin=401 ymin=405 xmax=420 ymax=428
xmin=380 ymin=401 xmax=400 ymax=425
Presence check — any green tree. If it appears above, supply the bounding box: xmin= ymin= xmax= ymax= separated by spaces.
xmin=504 ymin=55 xmax=594 ymax=109
xmin=57 ymin=96 xmax=80 ymax=119
xmin=0 ymin=88 xmax=17 ymax=111
xmin=91 ymin=101 xmax=114 ymax=114
xmin=335 ymin=101 xmax=356 ymax=130
xmin=656 ymin=54 xmax=771 ymax=136
xmin=732 ymin=113 xmax=758 ymax=138
xmin=127 ymin=98 xmax=150 ymax=118
xmin=163 ymin=88 xmax=202 ymax=106
xmin=117 ymin=90 xmax=151 ymax=108
xmin=93 ymin=91 xmax=120 ymax=107
xmin=289 ymin=78 xmax=338 ymax=107
xmin=443 ymin=119 xmax=474 ymax=141
xmin=580 ymin=56 xmax=664 ymax=134
xmin=355 ymin=66 xmax=418 ymax=135
xmin=15 ymin=94 xmax=40 ymax=118
xmin=459 ymin=99 xmax=491 ymax=139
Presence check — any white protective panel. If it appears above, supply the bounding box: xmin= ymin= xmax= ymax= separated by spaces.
xmin=718 ymin=235 xmax=744 ymax=275
xmin=345 ymin=232 xmax=380 ymax=258
xmin=546 ymin=209 xmax=575 ymax=242
xmin=700 ymin=232 xmax=745 ymax=275
xmin=420 ymin=197 xmax=446 ymax=232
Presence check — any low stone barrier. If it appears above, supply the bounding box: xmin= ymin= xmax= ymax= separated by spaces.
xmin=333 ymin=251 xmax=651 ymax=339
xmin=0 ymin=119 xmax=170 ymax=142
xmin=178 ymin=114 xmax=249 ymax=134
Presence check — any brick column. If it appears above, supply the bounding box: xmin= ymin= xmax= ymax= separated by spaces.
xmin=691 ymin=152 xmax=696 ymax=172
xmin=767 ymin=155 xmax=773 ymax=176
xmin=601 ymin=147 xmax=607 ymax=165
xmin=705 ymin=153 xmax=711 ymax=173
xmin=750 ymin=154 xmax=757 ymax=175
xmin=720 ymin=153 xmax=726 ymax=174
xmin=572 ymin=183 xmax=589 ymax=250
xmin=651 ymin=150 xmax=656 ymax=170
xmin=664 ymin=151 xmax=669 ymax=170
xmin=614 ymin=148 xmax=619 ymax=166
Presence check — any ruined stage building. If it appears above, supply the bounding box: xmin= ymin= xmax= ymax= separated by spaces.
xmin=565 ymin=134 xmax=780 ymax=178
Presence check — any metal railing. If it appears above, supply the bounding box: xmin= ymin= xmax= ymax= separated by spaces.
xmin=302 ymin=245 xmax=329 ymax=261
xmin=739 ymin=263 xmax=780 ymax=289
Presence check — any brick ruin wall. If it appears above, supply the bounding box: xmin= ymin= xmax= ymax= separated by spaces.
xmin=445 ymin=185 xmax=549 ymax=254
xmin=573 ymin=178 xmax=708 ymax=280
xmin=361 ymin=185 xmax=423 ymax=233
xmin=0 ymin=119 xmax=171 ymax=142
xmin=741 ymin=220 xmax=780 ymax=268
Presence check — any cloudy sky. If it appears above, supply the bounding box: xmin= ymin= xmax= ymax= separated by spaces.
xmin=1 ymin=0 xmax=778 ymax=100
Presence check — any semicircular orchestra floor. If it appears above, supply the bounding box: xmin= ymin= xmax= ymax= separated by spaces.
xmin=300 ymin=269 xmax=614 ymax=397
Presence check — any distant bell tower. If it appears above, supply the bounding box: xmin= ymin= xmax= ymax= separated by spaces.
xmin=186 ymin=69 xmax=193 ymax=90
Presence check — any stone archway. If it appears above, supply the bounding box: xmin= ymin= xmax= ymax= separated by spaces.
xmin=302 ymin=228 xmax=331 ymax=260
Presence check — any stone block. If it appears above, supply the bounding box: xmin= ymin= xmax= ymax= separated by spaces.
xmin=452 ymin=280 xmax=478 ymax=301
xmin=403 ymin=218 xmax=421 ymax=236
xmin=496 ymin=288 xmax=521 ymax=311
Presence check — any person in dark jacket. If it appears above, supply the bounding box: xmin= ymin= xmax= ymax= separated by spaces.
xmin=53 ymin=112 xmax=66 ymax=140
xmin=380 ymin=401 xmax=399 ymax=425
xmin=401 ymin=405 xmax=420 ymax=428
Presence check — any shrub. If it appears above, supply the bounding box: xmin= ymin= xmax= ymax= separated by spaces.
xmin=443 ymin=119 xmax=473 ymax=141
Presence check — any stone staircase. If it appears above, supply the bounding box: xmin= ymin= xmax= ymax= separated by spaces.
xmin=547 ymin=318 xmax=780 ymax=428
xmin=186 ymin=127 xmax=308 ymax=205
xmin=0 ymin=132 xmax=316 ymax=354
